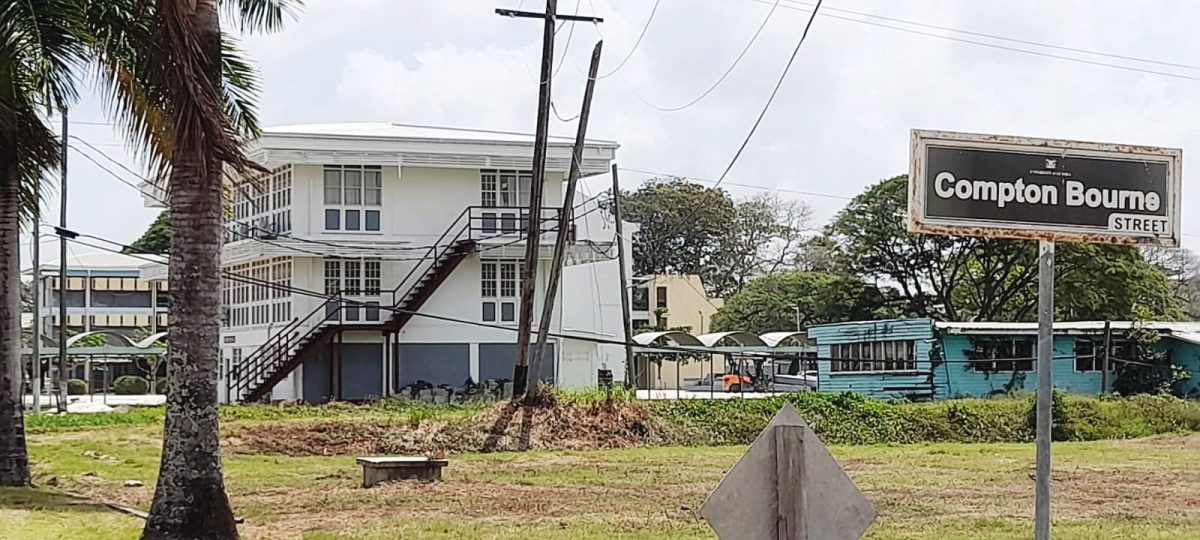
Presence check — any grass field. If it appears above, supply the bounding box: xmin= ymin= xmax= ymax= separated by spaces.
xmin=3 ymin=415 xmax=1199 ymax=540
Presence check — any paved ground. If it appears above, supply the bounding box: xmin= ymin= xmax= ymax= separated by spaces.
xmin=22 ymin=393 xmax=165 ymax=413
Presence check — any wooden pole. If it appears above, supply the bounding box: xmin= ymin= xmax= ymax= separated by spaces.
xmin=527 ymin=41 xmax=604 ymax=400
xmin=611 ymin=165 xmax=635 ymax=387
xmin=774 ymin=425 xmax=807 ymax=540
xmin=511 ymin=0 xmax=558 ymax=397
xmin=56 ymin=109 xmax=68 ymax=413
xmin=31 ymin=210 xmax=41 ymax=414
xmin=1101 ymin=319 xmax=1112 ymax=394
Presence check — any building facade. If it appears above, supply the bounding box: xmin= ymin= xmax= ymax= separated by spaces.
xmin=629 ymin=275 xmax=723 ymax=389
xmin=140 ymin=123 xmax=626 ymax=404
xmin=806 ymin=318 xmax=1200 ymax=400
xmin=28 ymin=252 xmax=169 ymax=339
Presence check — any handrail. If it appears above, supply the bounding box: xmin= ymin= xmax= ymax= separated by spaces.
xmin=386 ymin=207 xmax=473 ymax=305
xmin=228 ymin=294 xmax=343 ymax=401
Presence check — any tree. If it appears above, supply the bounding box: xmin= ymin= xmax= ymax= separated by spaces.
xmin=621 ymin=177 xmax=735 ymax=281
xmin=1111 ymin=315 xmax=1191 ymax=397
xmin=89 ymin=1 xmax=298 ymax=537
xmin=829 ymin=175 xmax=1183 ymax=322
xmin=1 ymin=0 xmax=86 ymax=488
xmin=127 ymin=210 xmax=171 ymax=254
xmin=708 ymin=193 xmax=812 ymax=297
xmin=1143 ymin=247 xmax=1200 ymax=319
xmin=711 ymin=272 xmax=897 ymax=335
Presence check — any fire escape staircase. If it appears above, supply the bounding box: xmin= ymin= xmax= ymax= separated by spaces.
xmin=228 ymin=207 xmax=562 ymax=403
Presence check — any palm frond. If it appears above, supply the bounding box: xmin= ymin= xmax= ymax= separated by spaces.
xmin=221 ymin=36 xmax=261 ymax=138
xmin=0 ymin=0 xmax=87 ymax=112
xmin=222 ymin=0 xmax=301 ymax=34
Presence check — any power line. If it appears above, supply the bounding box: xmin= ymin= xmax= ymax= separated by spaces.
xmin=712 ymin=0 xmax=823 ymax=188
xmin=615 ymin=166 xmax=852 ymax=200
xmin=626 ymin=0 xmax=783 ymax=112
xmin=750 ymin=0 xmax=1200 ymax=83
xmin=596 ymin=0 xmax=660 ymax=79
xmin=772 ymin=0 xmax=1200 ymax=73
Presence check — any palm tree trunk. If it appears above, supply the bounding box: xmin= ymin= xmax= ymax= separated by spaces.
xmin=0 ymin=65 xmax=31 ymax=486
xmin=142 ymin=2 xmax=237 ymax=538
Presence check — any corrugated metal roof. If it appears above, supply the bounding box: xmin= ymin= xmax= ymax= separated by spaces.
xmin=936 ymin=320 xmax=1200 ymax=334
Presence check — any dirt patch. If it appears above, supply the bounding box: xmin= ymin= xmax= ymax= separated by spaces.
xmin=227 ymin=397 xmax=673 ymax=456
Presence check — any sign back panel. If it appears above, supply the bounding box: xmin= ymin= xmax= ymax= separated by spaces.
xmin=909 ymin=130 xmax=1181 ymax=246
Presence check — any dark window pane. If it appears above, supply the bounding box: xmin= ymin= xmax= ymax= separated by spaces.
xmin=481 ymin=212 xmax=497 ymax=234
xmin=365 ymin=302 xmax=380 ymax=321
xmin=365 ymin=210 xmax=380 ymax=231
xmin=345 ymin=210 xmax=361 ymax=231
xmin=344 ymin=305 xmax=360 ymax=321
xmin=501 ymin=302 xmax=516 ymax=322
xmin=656 ymin=286 xmax=668 ymax=308
xmin=482 ymin=302 xmax=497 ymax=322
xmin=325 ymin=209 xmax=340 ymax=230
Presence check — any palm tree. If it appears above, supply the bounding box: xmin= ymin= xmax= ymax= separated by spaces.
xmin=0 ymin=0 xmax=87 ymax=488
xmin=89 ymin=1 xmax=297 ymax=537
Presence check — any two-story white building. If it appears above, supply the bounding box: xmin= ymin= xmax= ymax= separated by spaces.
xmin=141 ymin=123 xmax=628 ymax=404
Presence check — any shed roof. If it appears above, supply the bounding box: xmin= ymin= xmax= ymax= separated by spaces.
xmin=695 ymin=332 xmax=767 ymax=347
xmin=263 ymin=122 xmax=619 ymax=148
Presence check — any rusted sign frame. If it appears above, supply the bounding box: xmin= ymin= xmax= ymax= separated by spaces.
xmin=908 ymin=129 xmax=1182 ymax=247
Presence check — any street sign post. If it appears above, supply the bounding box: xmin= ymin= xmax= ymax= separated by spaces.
xmin=701 ymin=404 xmax=877 ymax=540
xmin=908 ymin=129 xmax=1183 ymax=540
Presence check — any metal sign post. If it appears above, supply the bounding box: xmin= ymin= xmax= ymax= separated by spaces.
xmin=1034 ymin=239 xmax=1054 ymax=540
xmin=908 ymin=129 xmax=1182 ymax=540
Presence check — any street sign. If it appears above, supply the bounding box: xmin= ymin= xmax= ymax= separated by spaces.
xmin=701 ymin=404 xmax=877 ymax=540
xmin=909 ymin=129 xmax=1182 ymax=247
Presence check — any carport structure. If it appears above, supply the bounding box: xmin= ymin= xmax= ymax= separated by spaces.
xmin=629 ymin=330 xmax=817 ymax=394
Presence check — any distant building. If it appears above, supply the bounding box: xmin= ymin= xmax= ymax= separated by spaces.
xmin=806 ymin=318 xmax=1200 ymax=400
xmin=26 ymin=252 xmax=169 ymax=339
xmin=629 ymin=274 xmax=723 ymax=389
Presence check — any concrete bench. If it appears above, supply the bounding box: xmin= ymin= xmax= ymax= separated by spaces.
xmin=356 ymin=456 xmax=448 ymax=487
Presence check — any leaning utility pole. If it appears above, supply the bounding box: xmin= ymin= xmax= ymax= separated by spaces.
xmin=56 ymin=110 xmax=68 ymax=413
xmin=527 ymin=41 xmax=604 ymax=401
xmin=497 ymin=1 xmax=603 ymax=397
xmin=610 ymin=165 xmax=634 ymax=387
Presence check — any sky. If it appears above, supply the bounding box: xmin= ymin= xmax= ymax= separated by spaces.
xmin=23 ymin=0 xmax=1200 ymax=265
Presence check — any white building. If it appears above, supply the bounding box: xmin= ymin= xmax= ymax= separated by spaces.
xmin=140 ymin=123 xmax=629 ymax=403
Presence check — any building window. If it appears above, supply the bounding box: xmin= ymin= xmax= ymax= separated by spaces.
xmin=1074 ymin=339 xmax=1135 ymax=372
xmin=829 ymin=340 xmax=917 ymax=373
xmin=632 ymin=319 xmax=650 ymax=330
xmin=324 ymin=165 xmax=382 ymax=232
xmin=968 ymin=338 xmax=1035 ymax=372
xmin=221 ymin=257 xmax=292 ymax=328
xmin=228 ymin=165 xmax=292 ymax=241
xmin=481 ymin=260 xmax=519 ymax=323
xmin=481 ymin=169 xmax=532 ymax=208
xmin=632 ymin=287 xmax=649 ymax=311
xmin=655 ymin=286 xmax=668 ymax=309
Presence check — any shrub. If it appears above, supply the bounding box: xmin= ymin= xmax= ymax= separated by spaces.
xmin=113 ymin=375 xmax=150 ymax=395
xmin=67 ymin=379 xmax=88 ymax=395
xmin=154 ymin=378 xmax=169 ymax=395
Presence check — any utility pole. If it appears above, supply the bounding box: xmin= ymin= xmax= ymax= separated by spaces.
xmin=1101 ymin=319 xmax=1112 ymax=394
xmin=610 ymin=165 xmax=634 ymax=387
xmin=31 ymin=212 xmax=41 ymax=414
xmin=497 ymin=1 xmax=603 ymax=397
xmin=56 ymin=109 xmax=68 ymax=413
xmin=527 ymin=41 xmax=603 ymax=401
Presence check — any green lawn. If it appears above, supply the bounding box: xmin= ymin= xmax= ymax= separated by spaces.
xmin=4 ymin=419 xmax=1199 ymax=539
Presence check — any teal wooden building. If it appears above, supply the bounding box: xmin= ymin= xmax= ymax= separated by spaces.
xmin=805 ymin=318 xmax=1200 ymax=400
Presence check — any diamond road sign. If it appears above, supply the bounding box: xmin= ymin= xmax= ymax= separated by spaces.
xmin=700 ymin=404 xmax=877 ymax=540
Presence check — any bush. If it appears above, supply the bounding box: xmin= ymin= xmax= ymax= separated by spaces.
xmin=67 ymin=379 xmax=88 ymax=395
xmin=113 ymin=376 xmax=150 ymax=395
xmin=154 ymin=378 xmax=169 ymax=395
xmin=650 ymin=392 xmax=1200 ymax=446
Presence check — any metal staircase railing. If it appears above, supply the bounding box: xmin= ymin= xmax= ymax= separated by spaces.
xmin=227 ymin=294 xmax=343 ymax=402
xmin=231 ymin=205 xmax=569 ymax=403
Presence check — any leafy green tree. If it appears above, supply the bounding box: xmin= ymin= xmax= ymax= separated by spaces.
xmin=711 ymin=272 xmax=897 ymax=334
xmin=1111 ymin=315 xmax=1191 ymax=396
xmin=127 ymin=210 xmax=171 ymax=254
xmin=708 ymin=193 xmax=812 ymax=296
xmin=620 ymin=177 xmax=736 ymax=282
xmin=829 ymin=176 xmax=1183 ymax=322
